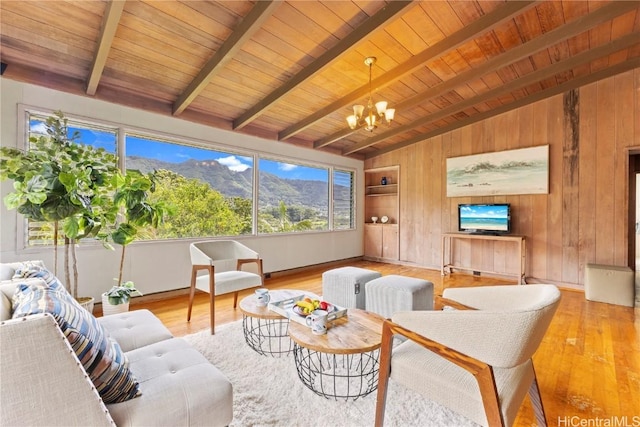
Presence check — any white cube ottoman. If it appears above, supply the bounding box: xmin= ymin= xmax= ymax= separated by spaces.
xmin=365 ymin=275 xmax=434 ymax=319
xmin=584 ymin=263 xmax=635 ymax=307
xmin=322 ymin=267 xmax=381 ymax=309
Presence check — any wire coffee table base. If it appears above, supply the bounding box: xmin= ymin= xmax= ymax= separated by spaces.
xmin=242 ymin=315 xmax=293 ymax=357
xmin=293 ymin=343 xmax=380 ymax=401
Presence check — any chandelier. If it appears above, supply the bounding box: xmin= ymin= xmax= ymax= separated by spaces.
xmin=346 ymin=57 xmax=395 ymax=132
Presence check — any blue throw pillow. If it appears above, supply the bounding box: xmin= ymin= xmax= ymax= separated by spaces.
xmin=12 ymin=279 xmax=141 ymax=404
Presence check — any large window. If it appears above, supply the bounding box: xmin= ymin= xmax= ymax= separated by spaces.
xmin=258 ymin=159 xmax=329 ymax=234
xmin=125 ymin=134 xmax=254 ymax=239
xmin=19 ymin=110 xmax=355 ymax=246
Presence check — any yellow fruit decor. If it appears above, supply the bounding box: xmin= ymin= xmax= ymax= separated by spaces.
xmin=294 ymin=297 xmax=331 ymax=315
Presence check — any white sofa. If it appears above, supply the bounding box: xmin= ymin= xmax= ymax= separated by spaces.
xmin=0 ymin=261 xmax=233 ymax=427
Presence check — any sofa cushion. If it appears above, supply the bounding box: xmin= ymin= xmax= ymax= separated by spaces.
xmin=107 ymin=338 xmax=233 ymax=427
xmin=12 ymin=280 xmax=141 ymax=404
xmin=98 ymin=309 xmax=174 ymax=353
xmin=0 ymin=264 xmax=15 ymax=281
xmin=0 ymin=292 xmax=11 ymax=322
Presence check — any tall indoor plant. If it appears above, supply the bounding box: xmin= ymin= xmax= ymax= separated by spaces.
xmin=0 ymin=111 xmax=120 ymax=306
xmin=99 ymin=169 xmax=170 ymax=313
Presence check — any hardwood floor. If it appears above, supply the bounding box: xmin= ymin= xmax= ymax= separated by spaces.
xmin=121 ymin=260 xmax=640 ymax=426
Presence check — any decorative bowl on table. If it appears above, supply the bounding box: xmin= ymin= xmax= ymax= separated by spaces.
xmin=293 ymin=305 xmax=310 ymax=317
xmin=292 ymin=301 xmax=334 ymax=317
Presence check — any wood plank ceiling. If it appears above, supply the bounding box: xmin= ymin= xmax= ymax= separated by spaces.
xmin=1 ymin=1 xmax=639 ymax=160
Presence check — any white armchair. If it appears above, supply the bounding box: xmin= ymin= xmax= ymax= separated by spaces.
xmin=188 ymin=240 xmax=264 ymax=334
xmin=375 ymin=284 xmax=561 ymax=427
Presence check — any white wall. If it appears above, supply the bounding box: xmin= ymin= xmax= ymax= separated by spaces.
xmin=0 ymin=79 xmax=364 ymax=299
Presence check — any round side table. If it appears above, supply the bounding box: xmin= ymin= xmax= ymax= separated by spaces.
xmin=288 ymin=308 xmax=384 ymax=400
xmin=239 ymin=289 xmax=304 ymax=357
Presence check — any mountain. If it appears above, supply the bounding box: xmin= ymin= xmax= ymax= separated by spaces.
xmin=126 ymin=156 xmax=347 ymax=209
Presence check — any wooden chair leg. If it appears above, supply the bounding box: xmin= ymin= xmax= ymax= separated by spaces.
xmin=375 ymin=321 xmax=395 ymax=427
xmin=528 ymin=366 xmax=548 ymax=426
xmin=187 ymin=266 xmax=197 ymax=321
xmin=475 ymin=365 xmax=504 ymax=427
xmin=233 ymin=291 xmax=239 ymax=309
xmin=209 ymin=270 xmax=215 ymax=335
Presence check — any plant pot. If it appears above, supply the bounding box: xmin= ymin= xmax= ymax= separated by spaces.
xmin=101 ymin=293 xmax=130 ymax=316
xmin=77 ymin=296 xmax=95 ymax=314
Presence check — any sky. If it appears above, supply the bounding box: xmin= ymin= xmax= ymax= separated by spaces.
xmin=459 ymin=204 xmax=509 ymax=218
xmin=31 ymin=121 xmax=328 ymax=182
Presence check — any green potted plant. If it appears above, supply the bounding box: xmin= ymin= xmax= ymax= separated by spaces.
xmin=102 ymin=280 xmax=142 ymax=315
xmin=0 ymin=111 xmax=120 ymax=310
xmin=98 ymin=169 xmax=170 ymax=314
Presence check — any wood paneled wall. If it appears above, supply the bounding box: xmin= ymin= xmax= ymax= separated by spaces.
xmin=364 ymin=68 xmax=640 ymax=288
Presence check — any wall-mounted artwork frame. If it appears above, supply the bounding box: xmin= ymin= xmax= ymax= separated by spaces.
xmin=446 ymin=145 xmax=549 ymax=197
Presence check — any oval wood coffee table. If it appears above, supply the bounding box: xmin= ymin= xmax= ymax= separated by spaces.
xmin=288 ymin=308 xmax=384 ymax=401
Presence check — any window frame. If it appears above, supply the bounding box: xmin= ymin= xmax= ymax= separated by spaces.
xmin=14 ymin=106 xmax=357 ymax=249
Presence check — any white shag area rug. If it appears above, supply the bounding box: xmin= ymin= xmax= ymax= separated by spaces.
xmin=182 ymin=321 xmax=478 ymax=427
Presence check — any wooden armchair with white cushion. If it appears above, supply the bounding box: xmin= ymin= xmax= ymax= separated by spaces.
xmin=188 ymin=240 xmax=264 ymax=334
xmin=375 ymin=284 xmax=561 ymax=427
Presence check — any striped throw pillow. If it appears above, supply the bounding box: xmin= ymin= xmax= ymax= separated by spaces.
xmin=12 ymin=280 xmax=141 ymax=404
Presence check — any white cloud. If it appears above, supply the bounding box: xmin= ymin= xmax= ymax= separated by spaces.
xmin=31 ymin=123 xmax=48 ymax=134
xmin=217 ymin=155 xmax=250 ymax=172
xmin=279 ymin=163 xmax=297 ymax=172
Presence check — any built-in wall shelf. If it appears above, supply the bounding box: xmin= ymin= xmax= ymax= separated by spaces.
xmin=366 ymin=184 xmax=398 ymax=196
xmin=364 ymin=166 xmax=399 ymax=262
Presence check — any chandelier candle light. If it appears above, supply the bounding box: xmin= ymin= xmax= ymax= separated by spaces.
xmin=346 ymin=57 xmax=395 ymax=132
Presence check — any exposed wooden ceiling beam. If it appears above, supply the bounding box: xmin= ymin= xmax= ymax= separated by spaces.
xmin=232 ymin=1 xmax=413 ymax=131
xmin=347 ymin=32 xmax=639 ymax=154
xmin=346 ymin=32 xmax=639 ymax=155
xmin=319 ymin=0 xmax=638 ymax=149
xmin=366 ymin=57 xmax=640 ymax=160
xmin=86 ymin=0 xmax=126 ymax=96
xmin=279 ymin=0 xmax=539 ymax=141
xmin=172 ymin=0 xmax=282 ymax=116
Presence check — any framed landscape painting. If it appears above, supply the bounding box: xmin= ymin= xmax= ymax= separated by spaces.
xmin=446 ymin=145 xmax=549 ymax=197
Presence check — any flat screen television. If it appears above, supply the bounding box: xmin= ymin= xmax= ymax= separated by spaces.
xmin=458 ymin=203 xmax=511 ymax=235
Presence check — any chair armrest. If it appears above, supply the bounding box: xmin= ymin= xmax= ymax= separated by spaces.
xmin=382 ymin=319 xmax=491 ymax=377
xmin=192 ymin=264 xmax=214 ymax=274
xmin=190 ymin=243 xmax=216 ymax=266
xmin=0 ymin=314 xmax=115 ymax=426
xmin=435 ymin=296 xmax=477 ymax=311
xmin=377 ymin=319 xmax=502 ymax=426
xmin=237 ymin=258 xmax=264 ymax=282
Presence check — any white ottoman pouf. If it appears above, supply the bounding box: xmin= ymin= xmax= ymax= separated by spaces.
xmin=585 ymin=263 xmax=635 ymax=307
xmin=322 ymin=267 xmax=381 ymax=309
xmin=365 ymin=275 xmax=434 ymax=319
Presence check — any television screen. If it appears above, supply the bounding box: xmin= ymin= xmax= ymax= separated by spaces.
xmin=458 ymin=203 xmax=511 ymax=235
